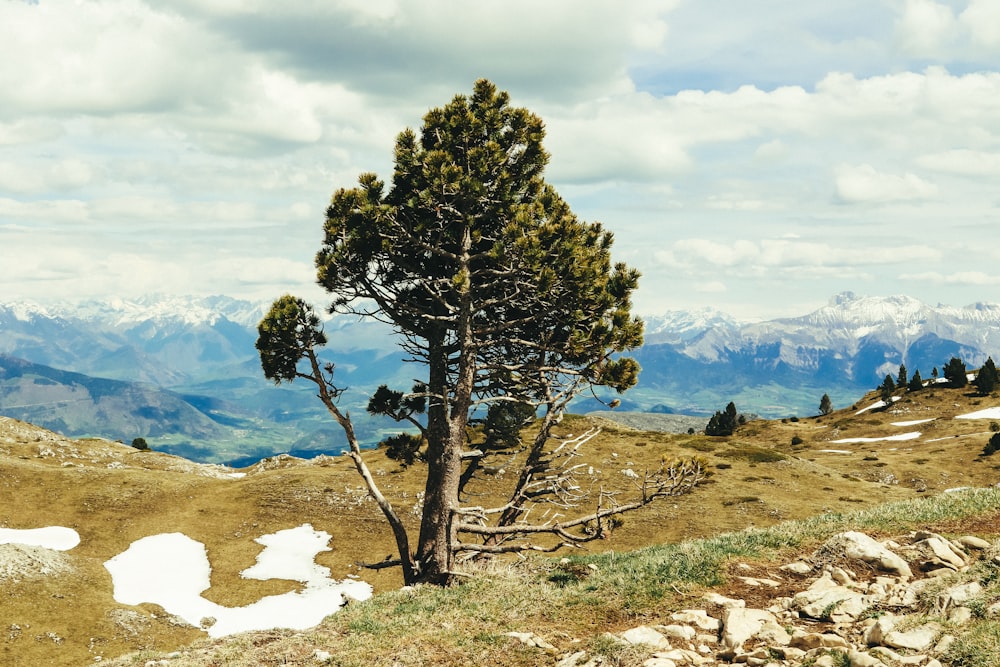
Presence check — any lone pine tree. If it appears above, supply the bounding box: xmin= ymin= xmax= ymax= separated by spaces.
xmin=256 ymin=80 xmax=702 ymax=585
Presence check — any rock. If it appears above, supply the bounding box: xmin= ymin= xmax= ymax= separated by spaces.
xmin=933 ymin=634 xmax=956 ymax=655
xmin=505 ymin=631 xmax=556 ymax=651
xmin=555 ymin=651 xmax=589 ymax=667
xmin=720 ymin=607 xmax=790 ymax=652
xmin=703 ymin=592 xmax=745 ymax=608
xmin=937 ymin=581 xmax=982 ymax=610
xmin=620 ymin=626 xmax=671 ymax=650
xmin=736 ymin=576 xmax=781 ymax=587
xmin=654 ymin=624 xmax=697 ymax=641
xmin=652 ymin=648 xmax=709 ymax=665
xmin=830 ymin=566 xmax=855 ymax=585
xmin=911 ymin=535 xmax=968 ymax=570
xmin=820 ymin=532 xmax=912 ymax=579
xmin=642 ymin=659 xmax=676 ymax=667
xmin=864 ymin=613 xmax=898 ymax=646
xmin=780 ymin=561 xmax=813 ymax=574
xmin=883 ymin=622 xmax=941 ymax=651
xmin=792 ymin=584 xmax=869 ymax=622
xmin=789 ymin=630 xmax=850 ymax=650
xmin=848 ymin=649 xmax=889 ymax=667
xmin=957 ymin=535 xmax=991 ymax=550
xmin=949 ymin=606 xmax=974 ymax=625
xmin=670 ymin=609 xmax=721 ymax=632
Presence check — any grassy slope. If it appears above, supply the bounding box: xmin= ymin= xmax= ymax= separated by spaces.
xmin=1 ymin=382 xmax=999 ymax=665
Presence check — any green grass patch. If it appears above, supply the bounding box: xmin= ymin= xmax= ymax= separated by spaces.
xmin=718 ymin=446 xmax=787 ymax=463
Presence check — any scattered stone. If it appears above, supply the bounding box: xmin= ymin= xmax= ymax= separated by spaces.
xmin=670 ymin=610 xmax=721 ymax=632
xmin=819 ymin=531 xmax=913 ymax=579
xmin=720 ymin=607 xmax=789 ymax=653
xmin=505 ymin=631 xmax=556 ymax=651
xmin=938 ymin=581 xmax=982 ymax=610
xmin=703 ymin=592 xmax=745 ymax=608
xmin=620 ymin=626 xmax=671 ymax=649
xmin=883 ymin=622 xmax=942 ymax=651
xmin=956 ymin=535 xmax=991 ymax=550
xmin=780 ymin=561 xmax=813 ymax=574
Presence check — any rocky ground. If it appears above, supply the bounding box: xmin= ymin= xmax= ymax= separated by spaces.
xmin=522 ymin=529 xmax=1000 ymax=667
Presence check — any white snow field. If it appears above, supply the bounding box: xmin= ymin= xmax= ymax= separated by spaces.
xmin=855 ymin=396 xmax=900 ymax=414
xmin=891 ymin=419 xmax=935 ymax=427
xmin=104 ymin=523 xmax=372 ymax=638
xmin=0 ymin=526 xmax=80 ymax=550
xmin=956 ymin=407 xmax=1000 ymax=420
xmin=831 ymin=432 xmax=922 ymax=444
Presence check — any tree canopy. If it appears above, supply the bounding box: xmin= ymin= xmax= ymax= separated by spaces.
xmin=706 ymin=401 xmax=739 ymax=436
xmin=256 ymin=80 xmax=701 ymax=585
xmin=974 ymin=356 xmax=998 ymax=395
xmin=943 ymin=357 xmax=968 ymax=388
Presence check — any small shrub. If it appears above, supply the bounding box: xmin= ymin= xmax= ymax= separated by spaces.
xmin=791 ymin=436 xmax=804 ymax=446
xmin=991 ymin=422 xmax=1000 ymax=433
xmin=984 ymin=433 xmax=1000 ymax=457
xmin=722 ymin=496 xmax=760 ymax=506
xmin=130 ymin=437 xmax=149 ymax=451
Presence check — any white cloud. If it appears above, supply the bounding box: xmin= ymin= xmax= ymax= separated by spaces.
xmin=916 ymin=149 xmax=1000 ymax=176
xmin=961 ymin=0 xmax=1000 ymax=48
xmin=901 ymin=271 xmax=1000 ymax=286
xmin=835 ymin=164 xmax=938 ymax=203
xmin=658 ymin=239 xmax=940 ymax=272
xmin=895 ymin=0 xmax=959 ymax=56
xmin=0 ymin=1 xmax=998 ymax=317
xmin=695 ymin=281 xmax=727 ymax=293
xmin=0 ymin=159 xmax=94 ymax=194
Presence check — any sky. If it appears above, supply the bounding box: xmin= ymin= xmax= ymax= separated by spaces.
xmin=1 ymin=0 xmax=999 ymax=320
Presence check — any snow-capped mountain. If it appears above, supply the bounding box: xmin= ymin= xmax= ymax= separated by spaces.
xmin=1 ymin=291 xmax=998 ymax=457
xmin=631 ymin=292 xmax=999 ymax=418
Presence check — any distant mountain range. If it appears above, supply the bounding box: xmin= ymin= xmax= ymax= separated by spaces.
xmin=1 ymin=292 xmax=997 ymax=462
xmin=632 ymin=292 xmax=997 ymax=417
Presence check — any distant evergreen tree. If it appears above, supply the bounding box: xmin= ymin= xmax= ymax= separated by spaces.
xmin=974 ymin=356 xmax=999 ymax=395
xmin=943 ymin=357 xmax=968 ymax=388
xmin=482 ymin=401 xmax=536 ymax=450
xmin=130 ymin=437 xmax=149 ymax=450
xmin=907 ymin=369 xmax=923 ymax=392
xmin=879 ymin=374 xmax=895 ymax=406
xmin=819 ymin=393 xmax=833 ymax=416
xmin=706 ymin=401 xmax=739 ymax=436
xmin=897 ymin=363 xmax=907 ymax=387
xmin=932 ymin=367 xmax=939 ymax=379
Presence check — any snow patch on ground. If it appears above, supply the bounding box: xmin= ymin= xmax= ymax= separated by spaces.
xmin=0 ymin=526 xmax=80 ymax=551
xmin=831 ymin=432 xmax=922 ymax=444
xmin=855 ymin=396 xmax=900 ymax=414
xmin=104 ymin=523 xmax=372 ymax=638
xmin=956 ymin=407 xmax=1000 ymax=420
xmin=891 ymin=419 xmax=935 ymax=427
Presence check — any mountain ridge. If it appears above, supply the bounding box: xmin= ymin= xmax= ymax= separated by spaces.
xmin=2 ymin=291 xmax=998 ymax=460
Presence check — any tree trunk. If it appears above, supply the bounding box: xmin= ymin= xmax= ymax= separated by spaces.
xmin=414 ymin=334 xmax=464 ymax=584
xmin=414 ymin=228 xmax=477 ymax=585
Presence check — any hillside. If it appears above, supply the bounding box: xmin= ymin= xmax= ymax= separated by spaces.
xmin=2 ymin=380 xmax=1000 ymax=665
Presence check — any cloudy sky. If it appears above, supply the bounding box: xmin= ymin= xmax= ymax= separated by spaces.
xmin=2 ymin=0 xmax=999 ymax=320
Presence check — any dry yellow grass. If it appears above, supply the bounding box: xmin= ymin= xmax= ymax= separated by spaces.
xmin=2 ymin=382 xmax=999 ymax=665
